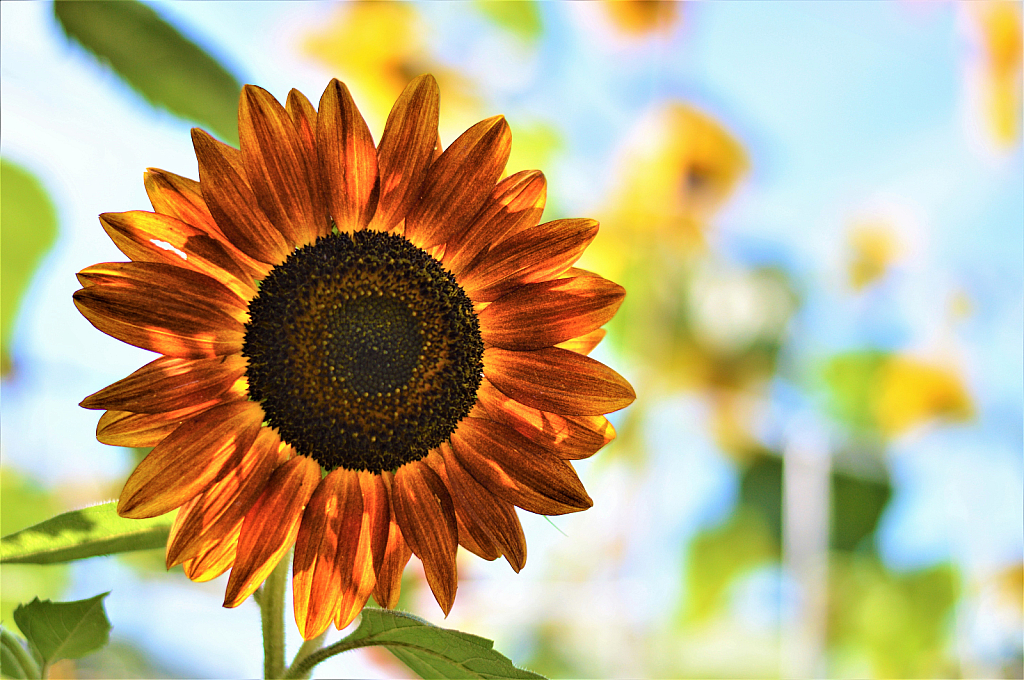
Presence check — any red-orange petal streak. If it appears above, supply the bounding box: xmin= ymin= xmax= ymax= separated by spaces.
xmin=391 ymin=461 xmax=458 ymax=614
xmin=117 ymin=400 xmax=264 ymax=519
xmin=372 ymin=474 xmax=411 ymax=610
xmin=443 ymin=170 xmax=547 ymax=279
xmin=461 ymin=218 xmax=600 ymax=302
xmin=224 ymin=455 xmax=320 ymax=608
xmin=166 ymin=428 xmax=289 ymax=567
xmin=81 ymin=354 xmax=246 ymax=414
xmin=318 ymin=79 xmax=379 ymax=232
xmin=484 ymin=346 xmax=635 ymax=416
xmin=99 ymin=211 xmax=257 ymax=300
xmin=239 ymin=85 xmax=322 ymax=249
xmin=442 ymin=444 xmax=527 ymax=572
xmin=475 ymin=378 xmax=615 ymax=460
xmin=293 ymin=468 xmax=357 ymax=639
xmin=449 ymin=417 xmax=593 ymax=516
xmin=404 ymin=116 xmax=511 ymax=251
xmin=182 ymin=525 xmax=240 ymax=582
xmin=555 ymin=328 xmax=607 ymax=356
xmin=192 ymin=128 xmax=291 ymax=265
xmin=74 ymin=262 xmax=246 ymax=359
xmin=478 ymin=273 xmax=624 ymax=351
xmin=285 ymin=88 xmax=330 ymax=243
xmin=373 ymin=75 xmax=439 ymax=232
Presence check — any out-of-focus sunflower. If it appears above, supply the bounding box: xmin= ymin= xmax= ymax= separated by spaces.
xmin=73 ymin=75 xmax=634 ymax=640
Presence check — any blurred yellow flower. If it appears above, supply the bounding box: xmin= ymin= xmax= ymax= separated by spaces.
xmin=847 ymin=222 xmax=900 ymax=290
xmin=975 ymin=1 xmax=1023 ymax=145
xmin=598 ymin=104 xmax=748 ymax=262
xmin=603 ymin=0 xmax=680 ymax=36
xmin=875 ymin=357 xmax=973 ymax=437
xmin=302 ymin=3 xmax=478 ymax=133
xmin=825 ymin=352 xmax=973 ymax=438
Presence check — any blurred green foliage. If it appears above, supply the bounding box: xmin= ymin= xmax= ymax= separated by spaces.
xmin=473 ymin=1 xmax=542 ymax=43
xmin=53 ymin=0 xmax=242 ymax=144
xmin=682 ymin=506 xmax=779 ymax=624
xmin=829 ymin=555 xmax=960 ymax=677
xmin=0 ymin=159 xmax=59 ymax=377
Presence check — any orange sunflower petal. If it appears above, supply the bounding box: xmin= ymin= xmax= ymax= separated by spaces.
xmin=117 ymin=400 xmax=264 ymax=519
xmin=478 ymin=272 xmax=624 ymax=351
xmin=484 ymin=346 xmax=635 ymax=416
xmin=239 ymin=85 xmax=324 ymax=248
xmin=460 ymin=218 xmax=600 ymax=302
xmin=99 ymin=211 xmax=257 ymax=300
xmin=143 ymin=169 xmax=218 ymax=238
xmin=449 ymin=417 xmax=593 ymax=516
xmin=404 ymin=115 xmax=511 ymax=250
xmin=441 ymin=444 xmax=526 ymax=572
xmin=182 ymin=524 xmax=240 ymax=582
xmin=391 ymin=461 xmax=458 ymax=615
xmin=443 ymin=170 xmax=547 ymax=278
xmin=475 ymin=377 xmax=615 ymax=460
xmin=555 ymin=328 xmax=606 ymax=356
xmin=95 ymin=408 xmax=203 ymax=448
xmin=372 ymin=74 xmax=439 ymax=232
xmin=192 ymin=128 xmax=291 ymax=265
xmin=292 ymin=468 xmax=360 ymax=639
xmin=166 ymin=428 xmax=289 ymax=568
xmin=81 ymin=354 xmax=246 ymax=414
xmin=224 ymin=455 xmax=320 ymax=608
xmin=318 ymin=79 xmax=379 ymax=232
xmin=73 ymin=263 xmax=246 ymax=359
xmin=331 ymin=472 xmax=385 ymax=631
xmin=143 ymin=168 xmax=271 ymax=279
xmin=285 ymin=88 xmax=330 ymax=242
xmin=372 ymin=474 xmax=412 ymax=610
xmin=423 ymin=451 xmax=501 ymax=561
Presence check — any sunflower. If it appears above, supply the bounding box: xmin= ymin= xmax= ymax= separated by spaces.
xmin=74 ymin=75 xmax=635 ymax=640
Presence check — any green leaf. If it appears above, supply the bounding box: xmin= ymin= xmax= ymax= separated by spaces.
xmin=473 ymin=1 xmax=542 ymax=42
xmin=0 ymin=160 xmax=59 ymax=377
xmin=13 ymin=594 xmax=111 ymax=669
xmin=1 ymin=502 xmax=172 ymax=565
xmin=53 ymin=0 xmax=242 ymax=143
xmin=348 ymin=609 xmax=544 ymax=679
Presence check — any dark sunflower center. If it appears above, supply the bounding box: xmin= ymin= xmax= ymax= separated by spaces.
xmin=242 ymin=230 xmax=483 ymax=474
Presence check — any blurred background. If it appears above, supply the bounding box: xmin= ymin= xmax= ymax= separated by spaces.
xmin=2 ymin=1 xmax=1021 ymax=678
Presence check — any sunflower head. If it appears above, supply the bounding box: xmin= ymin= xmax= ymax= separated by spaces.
xmin=74 ymin=75 xmax=635 ymax=640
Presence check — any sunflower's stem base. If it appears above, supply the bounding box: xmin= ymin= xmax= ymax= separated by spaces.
xmin=284 ymin=630 xmax=327 ymax=679
xmin=261 ymin=555 xmax=289 ymax=679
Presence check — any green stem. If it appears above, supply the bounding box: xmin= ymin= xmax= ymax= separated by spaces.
xmin=282 ymin=632 xmax=367 ymax=680
xmin=261 ymin=556 xmax=289 ymax=679
xmin=284 ymin=630 xmax=327 ymax=679
xmin=1 ymin=628 xmax=40 ymax=679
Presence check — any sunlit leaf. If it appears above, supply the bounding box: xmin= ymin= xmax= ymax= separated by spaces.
xmin=13 ymin=593 xmax=111 ymax=669
xmin=0 ymin=160 xmax=59 ymax=377
xmin=1 ymin=502 xmax=172 ymax=565
xmin=1 ymin=469 xmax=71 ymax=637
xmin=473 ymin=1 xmax=542 ymax=42
xmin=53 ymin=0 xmax=241 ymax=143
xmin=348 ymin=609 xmax=544 ymax=679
